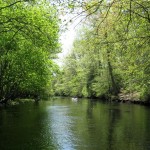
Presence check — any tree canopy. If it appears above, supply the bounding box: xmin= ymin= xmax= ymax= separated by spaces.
xmin=0 ymin=0 xmax=149 ymax=103
xmin=0 ymin=0 xmax=60 ymax=103
xmin=54 ymin=0 xmax=150 ymax=101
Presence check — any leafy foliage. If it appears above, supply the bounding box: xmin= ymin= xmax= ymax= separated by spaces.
xmin=0 ymin=0 xmax=60 ymax=102
xmin=54 ymin=0 xmax=150 ymax=101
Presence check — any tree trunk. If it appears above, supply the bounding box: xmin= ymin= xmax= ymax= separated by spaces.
xmin=106 ymin=48 xmax=119 ymax=95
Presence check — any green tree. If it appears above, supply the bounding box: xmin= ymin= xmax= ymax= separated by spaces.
xmin=54 ymin=0 xmax=150 ymax=101
xmin=0 ymin=0 xmax=60 ymax=103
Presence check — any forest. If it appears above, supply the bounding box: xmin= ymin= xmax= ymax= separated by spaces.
xmin=0 ymin=0 xmax=150 ymax=104
xmin=54 ymin=0 xmax=150 ymax=103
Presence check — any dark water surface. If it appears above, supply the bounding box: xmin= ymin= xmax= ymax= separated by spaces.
xmin=0 ymin=98 xmax=150 ymax=150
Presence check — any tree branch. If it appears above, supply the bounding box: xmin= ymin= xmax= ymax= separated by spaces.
xmin=0 ymin=1 xmax=22 ymax=11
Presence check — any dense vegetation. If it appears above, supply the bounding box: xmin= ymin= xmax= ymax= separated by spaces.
xmin=54 ymin=0 xmax=150 ymax=102
xmin=0 ymin=0 xmax=149 ymax=104
xmin=0 ymin=0 xmax=60 ymax=103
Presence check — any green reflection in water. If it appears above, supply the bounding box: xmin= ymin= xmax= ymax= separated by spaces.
xmin=0 ymin=98 xmax=150 ymax=150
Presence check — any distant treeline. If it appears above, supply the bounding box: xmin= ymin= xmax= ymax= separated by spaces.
xmin=53 ymin=0 xmax=150 ymax=102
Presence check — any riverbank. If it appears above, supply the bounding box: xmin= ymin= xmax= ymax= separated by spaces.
xmin=0 ymin=99 xmax=35 ymax=107
xmin=1 ymin=94 xmax=150 ymax=107
xmin=109 ymin=91 xmax=150 ymax=106
xmin=110 ymin=98 xmax=150 ymax=106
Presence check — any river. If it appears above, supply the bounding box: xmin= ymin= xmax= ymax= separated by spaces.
xmin=0 ymin=98 xmax=150 ymax=150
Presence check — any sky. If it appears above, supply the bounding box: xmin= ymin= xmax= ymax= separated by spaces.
xmin=56 ymin=14 xmax=82 ymax=66
xmin=58 ymin=24 xmax=76 ymax=64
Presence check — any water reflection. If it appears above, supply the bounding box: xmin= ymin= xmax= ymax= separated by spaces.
xmin=0 ymin=99 xmax=150 ymax=150
xmin=0 ymin=103 xmax=56 ymax=150
xmin=47 ymin=106 xmax=76 ymax=150
xmin=106 ymin=105 xmax=121 ymax=150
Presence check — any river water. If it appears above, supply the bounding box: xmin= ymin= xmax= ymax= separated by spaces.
xmin=0 ymin=98 xmax=150 ymax=150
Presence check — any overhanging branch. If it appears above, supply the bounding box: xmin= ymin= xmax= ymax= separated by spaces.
xmin=0 ymin=1 xmax=22 ymax=11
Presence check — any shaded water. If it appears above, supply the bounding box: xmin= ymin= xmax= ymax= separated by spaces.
xmin=0 ymin=98 xmax=150 ymax=150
